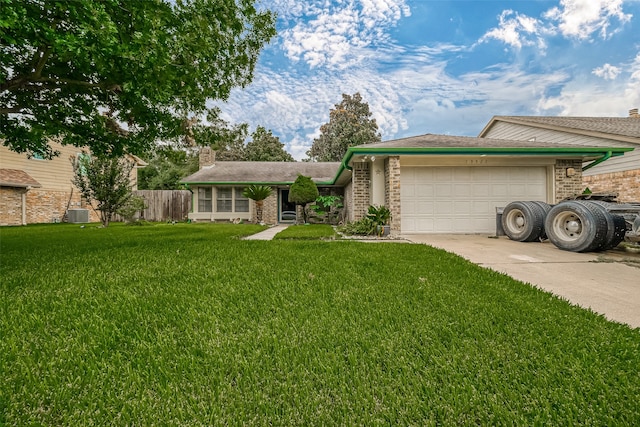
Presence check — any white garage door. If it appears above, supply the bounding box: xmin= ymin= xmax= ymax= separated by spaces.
xmin=401 ymin=166 xmax=547 ymax=233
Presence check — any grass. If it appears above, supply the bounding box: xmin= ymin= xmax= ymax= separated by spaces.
xmin=2 ymin=223 xmax=640 ymax=425
xmin=273 ymin=223 xmax=337 ymax=240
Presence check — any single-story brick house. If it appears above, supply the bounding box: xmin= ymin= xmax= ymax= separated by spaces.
xmin=182 ymin=135 xmax=632 ymax=234
xmin=479 ymin=109 xmax=640 ymax=201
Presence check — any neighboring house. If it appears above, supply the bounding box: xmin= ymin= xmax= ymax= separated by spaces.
xmin=182 ymin=136 xmax=631 ymax=234
xmin=479 ymin=109 xmax=640 ymax=201
xmin=0 ymin=142 xmax=146 ymax=225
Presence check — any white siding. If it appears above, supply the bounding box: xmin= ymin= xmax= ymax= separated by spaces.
xmin=483 ymin=122 xmax=639 ymax=175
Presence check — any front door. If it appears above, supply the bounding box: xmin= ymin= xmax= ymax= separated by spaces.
xmin=279 ymin=189 xmax=297 ymax=222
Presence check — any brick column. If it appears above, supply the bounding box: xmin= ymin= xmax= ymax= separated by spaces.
xmin=385 ymin=156 xmax=401 ymax=234
xmin=554 ymin=160 xmax=583 ymax=202
xmin=352 ymin=162 xmax=371 ymax=221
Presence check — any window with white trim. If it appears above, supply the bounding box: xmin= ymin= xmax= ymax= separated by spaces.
xmin=235 ymin=188 xmax=249 ymax=212
xmin=216 ymin=187 xmax=233 ymax=212
xmin=198 ymin=187 xmax=212 ymax=212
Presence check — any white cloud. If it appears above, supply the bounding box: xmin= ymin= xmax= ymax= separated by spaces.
xmin=480 ymin=0 xmax=633 ymax=50
xmin=544 ymin=0 xmax=632 ymax=40
xmin=479 ymin=10 xmax=550 ymax=50
xmin=280 ymin=0 xmax=410 ymax=69
xmin=592 ymin=63 xmax=621 ymax=80
xmin=538 ymin=54 xmax=640 ymax=116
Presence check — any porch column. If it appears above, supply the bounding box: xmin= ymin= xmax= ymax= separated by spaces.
xmin=352 ymin=161 xmax=371 ymax=221
xmin=385 ymin=156 xmax=401 ymax=234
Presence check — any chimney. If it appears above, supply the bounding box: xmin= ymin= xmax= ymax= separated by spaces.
xmin=629 ymin=108 xmax=639 ymax=118
xmin=199 ymin=146 xmax=216 ymax=168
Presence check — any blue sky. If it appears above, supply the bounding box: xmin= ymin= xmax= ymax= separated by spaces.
xmin=214 ymin=0 xmax=640 ymax=159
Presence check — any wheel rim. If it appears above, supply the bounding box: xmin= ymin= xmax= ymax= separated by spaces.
xmin=552 ymin=211 xmax=583 ymax=242
xmin=504 ymin=209 xmax=526 ymax=232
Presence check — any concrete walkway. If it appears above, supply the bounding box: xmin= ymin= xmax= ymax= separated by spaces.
xmin=243 ymin=224 xmax=290 ymax=240
xmin=404 ymin=234 xmax=640 ymax=329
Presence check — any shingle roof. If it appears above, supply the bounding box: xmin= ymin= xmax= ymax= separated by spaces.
xmin=0 ymin=169 xmax=42 ymax=188
xmin=182 ymin=161 xmax=341 ymax=184
xmin=360 ymin=133 xmax=617 ymax=149
xmin=485 ymin=116 xmax=640 ymax=142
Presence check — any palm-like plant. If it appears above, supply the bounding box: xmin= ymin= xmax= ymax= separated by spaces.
xmin=242 ymin=185 xmax=272 ymax=223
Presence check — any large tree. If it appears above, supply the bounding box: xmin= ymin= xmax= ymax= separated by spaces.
xmin=138 ymin=145 xmax=198 ymax=190
xmin=0 ymin=0 xmax=276 ymax=159
xmin=245 ymin=126 xmax=294 ymax=162
xmin=307 ymin=92 xmax=381 ymax=162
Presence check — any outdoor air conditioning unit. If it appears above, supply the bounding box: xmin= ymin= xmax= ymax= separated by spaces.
xmin=67 ymin=209 xmax=89 ymax=223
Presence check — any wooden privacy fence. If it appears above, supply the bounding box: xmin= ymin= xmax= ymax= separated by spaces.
xmin=132 ymin=190 xmax=191 ymax=222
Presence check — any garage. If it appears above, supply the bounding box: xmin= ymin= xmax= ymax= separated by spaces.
xmin=401 ymin=166 xmax=548 ymax=233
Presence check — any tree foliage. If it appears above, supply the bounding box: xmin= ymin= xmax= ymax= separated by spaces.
xmin=245 ymin=126 xmax=295 ymax=162
xmin=1 ymin=0 xmax=276 ymax=158
xmin=71 ymin=153 xmax=135 ymax=227
xmin=307 ymin=93 xmax=381 ymax=162
xmin=289 ymin=174 xmax=319 ymax=223
xmin=138 ymin=145 xmax=198 ymax=190
xmin=213 ymin=123 xmax=294 ymax=161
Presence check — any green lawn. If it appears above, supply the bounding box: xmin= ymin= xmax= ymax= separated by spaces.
xmin=273 ymin=223 xmax=337 ymax=240
xmin=2 ymin=223 xmax=639 ymax=425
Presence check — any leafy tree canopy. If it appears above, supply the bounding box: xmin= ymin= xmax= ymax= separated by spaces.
xmin=138 ymin=145 xmax=198 ymax=190
xmin=0 ymin=0 xmax=276 ymax=159
xmin=213 ymin=123 xmax=294 ymax=161
xmin=245 ymin=126 xmax=295 ymax=162
xmin=307 ymin=92 xmax=381 ymax=162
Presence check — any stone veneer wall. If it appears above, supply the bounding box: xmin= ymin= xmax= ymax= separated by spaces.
xmin=261 ymin=193 xmax=278 ymax=224
xmin=351 ymin=162 xmax=371 ymax=221
xmin=554 ymin=160 xmax=584 ymax=202
xmin=583 ymin=170 xmax=640 ymax=202
xmin=384 ymin=156 xmax=401 ymax=234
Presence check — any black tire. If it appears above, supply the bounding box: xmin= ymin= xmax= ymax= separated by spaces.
xmin=501 ymin=201 xmax=545 ymax=242
xmin=530 ymin=201 xmax=552 ymax=240
xmin=585 ymin=201 xmax=625 ymax=251
xmin=544 ymin=201 xmax=609 ymax=252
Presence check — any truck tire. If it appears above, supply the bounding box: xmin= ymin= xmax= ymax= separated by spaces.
xmin=501 ymin=201 xmax=545 ymax=242
xmin=544 ymin=201 xmax=609 ymax=252
xmin=586 ymin=201 xmax=626 ymax=250
xmin=530 ymin=201 xmax=552 ymax=239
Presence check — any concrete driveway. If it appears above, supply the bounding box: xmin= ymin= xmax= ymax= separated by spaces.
xmin=403 ymin=234 xmax=640 ymax=329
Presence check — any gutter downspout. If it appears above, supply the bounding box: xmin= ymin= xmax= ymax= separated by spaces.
xmin=583 ymin=151 xmax=612 ymax=171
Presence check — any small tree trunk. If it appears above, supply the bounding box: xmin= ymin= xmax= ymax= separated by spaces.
xmin=256 ymin=201 xmax=264 ymax=223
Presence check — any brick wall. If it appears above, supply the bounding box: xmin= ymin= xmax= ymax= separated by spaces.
xmin=25 ymin=189 xmax=100 ymax=223
xmin=352 ymin=162 xmax=371 ymax=221
xmin=0 ymin=187 xmax=25 ymax=225
xmin=554 ymin=160 xmax=584 ymax=202
xmin=385 ymin=156 xmax=401 ymax=234
xmin=583 ymin=169 xmax=640 ymax=202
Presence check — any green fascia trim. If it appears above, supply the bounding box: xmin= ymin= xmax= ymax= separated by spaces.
xmin=330 ymin=145 xmax=632 ymax=184
xmin=182 ymin=146 xmax=633 ymax=188
xmin=180 ymin=181 xmax=337 ymax=186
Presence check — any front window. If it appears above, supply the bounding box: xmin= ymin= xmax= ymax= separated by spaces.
xmin=235 ymin=188 xmax=249 ymax=212
xmin=198 ymin=187 xmax=212 ymax=212
xmin=216 ymin=187 xmax=233 ymax=212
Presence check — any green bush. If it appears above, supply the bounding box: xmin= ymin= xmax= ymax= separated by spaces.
xmin=338 ymin=217 xmax=376 ymax=235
